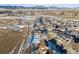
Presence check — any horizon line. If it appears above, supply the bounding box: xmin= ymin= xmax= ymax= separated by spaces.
xmin=0 ymin=4 xmax=79 ymax=8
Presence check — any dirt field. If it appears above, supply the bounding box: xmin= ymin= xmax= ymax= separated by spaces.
xmin=0 ymin=29 xmax=26 ymax=53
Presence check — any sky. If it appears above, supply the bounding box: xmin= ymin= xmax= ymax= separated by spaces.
xmin=0 ymin=4 xmax=79 ymax=8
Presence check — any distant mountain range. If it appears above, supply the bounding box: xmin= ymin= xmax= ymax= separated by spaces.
xmin=0 ymin=6 xmax=25 ymax=9
xmin=0 ymin=5 xmax=78 ymax=9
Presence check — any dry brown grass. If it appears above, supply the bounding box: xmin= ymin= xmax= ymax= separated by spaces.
xmin=0 ymin=29 xmax=25 ymax=53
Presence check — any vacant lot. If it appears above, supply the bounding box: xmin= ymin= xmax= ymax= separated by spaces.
xmin=0 ymin=29 xmax=25 ymax=53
